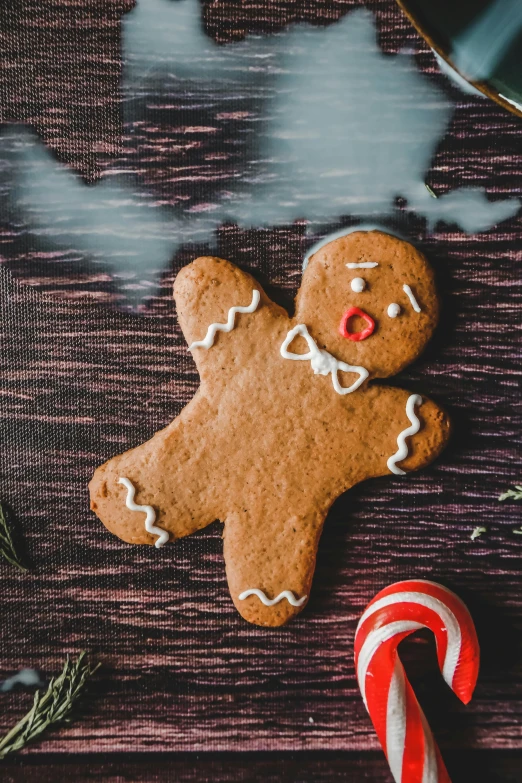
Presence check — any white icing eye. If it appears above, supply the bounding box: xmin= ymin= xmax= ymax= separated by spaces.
xmin=351 ymin=277 xmax=366 ymax=293
xmin=387 ymin=303 xmax=401 ymax=318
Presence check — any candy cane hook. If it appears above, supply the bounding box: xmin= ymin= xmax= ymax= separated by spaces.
xmin=354 ymin=580 xmax=480 ymax=783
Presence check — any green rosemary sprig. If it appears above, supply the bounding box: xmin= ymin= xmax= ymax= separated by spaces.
xmin=499 ymin=485 xmax=522 ymax=502
xmin=0 ymin=653 xmax=100 ymax=759
xmin=0 ymin=502 xmax=27 ymax=572
xmin=425 ymin=183 xmax=438 ymax=199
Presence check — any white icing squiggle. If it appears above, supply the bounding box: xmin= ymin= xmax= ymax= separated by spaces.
xmin=280 ymin=324 xmax=368 ymax=395
xmin=238 ymin=589 xmax=307 ymax=607
xmin=118 ymin=477 xmax=169 ymax=548
xmin=387 ymin=394 xmax=422 ymax=475
xmin=346 ymin=262 xmax=379 ymax=269
xmin=188 ymin=289 xmax=260 ymax=350
xmin=403 ymin=284 xmax=421 ymax=313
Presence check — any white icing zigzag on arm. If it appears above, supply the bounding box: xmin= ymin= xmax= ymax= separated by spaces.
xmin=118 ymin=477 xmax=169 ymax=548
xmin=238 ymin=589 xmax=307 ymax=607
xmin=387 ymin=394 xmax=423 ymax=475
xmin=189 ymin=289 xmax=260 ymax=351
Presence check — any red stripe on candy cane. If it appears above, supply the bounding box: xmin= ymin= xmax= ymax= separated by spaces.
xmin=403 ymin=673 xmax=428 ymax=782
xmin=354 ymin=580 xmax=479 ymax=783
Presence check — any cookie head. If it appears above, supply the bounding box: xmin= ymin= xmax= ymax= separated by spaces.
xmin=296 ymin=231 xmax=439 ymax=378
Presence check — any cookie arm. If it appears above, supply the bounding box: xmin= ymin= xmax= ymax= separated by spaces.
xmin=353 ymin=387 xmax=451 ymax=481
xmin=89 ymin=396 xmax=220 ymax=546
xmin=174 ymin=256 xmax=273 ymax=375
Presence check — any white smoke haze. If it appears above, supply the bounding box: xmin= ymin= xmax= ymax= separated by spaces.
xmin=0 ymin=668 xmax=44 ymax=693
xmin=2 ymin=0 xmax=519 ymax=305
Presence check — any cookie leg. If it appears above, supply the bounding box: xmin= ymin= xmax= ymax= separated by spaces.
xmin=222 ymin=507 xmax=325 ymax=627
xmin=90 ymin=416 xmax=218 ymax=546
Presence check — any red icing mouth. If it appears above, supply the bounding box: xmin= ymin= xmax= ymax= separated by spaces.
xmin=339 ymin=307 xmax=375 ymax=342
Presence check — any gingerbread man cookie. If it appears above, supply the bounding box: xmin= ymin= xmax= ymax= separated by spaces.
xmin=89 ymin=231 xmax=450 ymax=627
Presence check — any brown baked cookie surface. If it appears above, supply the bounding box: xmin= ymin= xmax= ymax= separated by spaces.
xmin=89 ymin=231 xmax=451 ymax=627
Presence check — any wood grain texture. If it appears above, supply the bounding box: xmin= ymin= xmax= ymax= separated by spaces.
xmin=0 ymin=0 xmax=132 ymax=181
xmin=0 ymin=0 xmax=521 ymax=777
xmin=2 ymin=751 xmax=522 ymax=782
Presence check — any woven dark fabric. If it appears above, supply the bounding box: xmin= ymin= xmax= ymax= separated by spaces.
xmin=0 ymin=0 xmax=521 ymax=779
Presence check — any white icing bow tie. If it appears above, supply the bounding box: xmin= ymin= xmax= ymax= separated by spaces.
xmin=280 ymin=324 xmax=368 ymax=395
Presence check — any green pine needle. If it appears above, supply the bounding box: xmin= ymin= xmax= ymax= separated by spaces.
xmin=0 ymin=653 xmax=100 ymax=759
xmin=0 ymin=502 xmax=27 ymax=572
xmin=499 ymin=485 xmax=522 ymax=502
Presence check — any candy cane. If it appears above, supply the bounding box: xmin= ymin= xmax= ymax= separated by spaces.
xmin=354 ymin=580 xmax=480 ymax=783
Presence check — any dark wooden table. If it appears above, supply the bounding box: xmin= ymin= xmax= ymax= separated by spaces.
xmin=0 ymin=1 xmax=521 ymax=780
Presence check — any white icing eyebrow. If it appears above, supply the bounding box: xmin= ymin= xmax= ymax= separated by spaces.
xmin=403 ymin=284 xmax=421 ymax=313
xmin=346 ymin=262 xmax=379 ymax=269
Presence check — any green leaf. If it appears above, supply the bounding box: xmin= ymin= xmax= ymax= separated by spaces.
xmin=0 ymin=502 xmax=27 ymax=572
xmin=499 ymin=485 xmax=522 ymax=502
xmin=0 ymin=653 xmax=100 ymax=759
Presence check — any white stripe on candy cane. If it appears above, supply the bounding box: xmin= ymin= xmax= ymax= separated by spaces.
xmin=354 ymin=580 xmax=479 ymax=783
xmin=365 ymin=626 xmax=439 ymax=783
xmin=357 ymin=620 xmax=423 ymax=709
xmin=386 ymin=659 xmax=439 ymax=783
xmin=386 ymin=660 xmax=407 ymax=783
xmin=420 ymin=708 xmax=439 ymax=783
xmin=356 ymin=591 xmax=462 ymax=689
